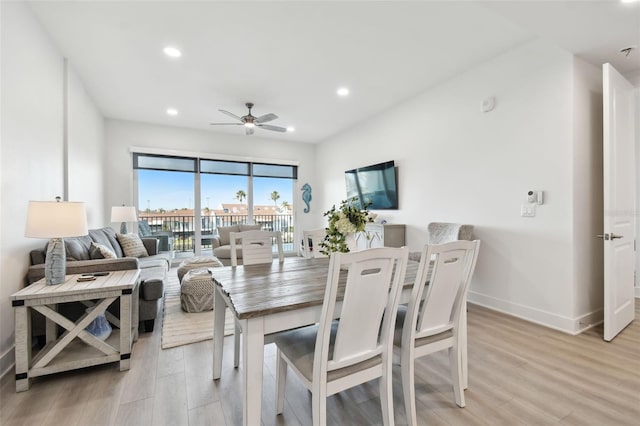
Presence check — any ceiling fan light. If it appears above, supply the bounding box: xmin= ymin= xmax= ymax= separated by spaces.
xmin=244 ymin=122 xmax=255 ymax=128
xmin=286 ymin=126 xmax=295 ymax=132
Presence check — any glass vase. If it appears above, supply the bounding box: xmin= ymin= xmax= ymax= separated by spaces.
xmin=85 ymin=307 xmax=112 ymax=341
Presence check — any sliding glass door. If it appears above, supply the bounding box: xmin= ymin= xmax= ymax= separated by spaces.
xmin=253 ymin=175 xmax=294 ymax=252
xmin=200 ymin=160 xmax=250 ymax=253
xmin=134 ymin=153 xmax=297 ymax=258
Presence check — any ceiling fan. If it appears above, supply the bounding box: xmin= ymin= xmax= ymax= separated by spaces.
xmin=210 ymin=102 xmax=286 ymax=135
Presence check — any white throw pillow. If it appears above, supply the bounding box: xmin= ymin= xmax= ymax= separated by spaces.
xmin=90 ymin=242 xmax=117 ymax=259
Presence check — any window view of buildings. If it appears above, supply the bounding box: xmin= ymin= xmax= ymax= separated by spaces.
xmin=135 ymin=155 xmax=297 ymax=255
xmin=139 ymin=202 xmax=294 ymax=253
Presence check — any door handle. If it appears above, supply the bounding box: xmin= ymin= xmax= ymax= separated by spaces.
xmin=597 ymin=233 xmax=624 ymax=240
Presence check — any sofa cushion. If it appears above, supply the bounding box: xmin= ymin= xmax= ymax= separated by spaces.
xmin=117 ymin=233 xmax=149 ymax=258
xmin=139 ymin=257 xmax=170 ymax=270
xmin=239 ymin=224 xmax=262 ymax=232
xmin=89 ymin=227 xmax=124 ymax=258
xmin=64 ymin=235 xmax=93 ymax=261
xmin=89 ymin=244 xmax=103 ymax=260
xmin=213 ymin=245 xmax=244 ymax=259
xmin=138 ymin=220 xmax=152 ymax=237
xmin=217 ymin=225 xmax=240 ymax=246
xmin=90 ymin=242 xmax=117 ymax=260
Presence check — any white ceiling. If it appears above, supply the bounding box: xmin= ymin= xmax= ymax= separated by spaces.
xmin=27 ymin=1 xmax=640 ymax=144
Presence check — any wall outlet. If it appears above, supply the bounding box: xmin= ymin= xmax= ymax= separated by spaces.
xmin=521 ymin=203 xmax=536 ymax=217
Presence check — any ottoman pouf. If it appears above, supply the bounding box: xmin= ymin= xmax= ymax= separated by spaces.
xmin=181 ymin=269 xmax=215 ymax=313
xmin=177 ymin=256 xmax=223 ymax=282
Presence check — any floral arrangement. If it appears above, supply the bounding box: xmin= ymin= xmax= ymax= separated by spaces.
xmin=319 ymin=197 xmax=374 ymax=255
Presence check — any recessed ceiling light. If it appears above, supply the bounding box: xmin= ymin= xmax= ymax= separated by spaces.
xmin=337 ymin=87 xmax=350 ymax=97
xmin=166 ymin=108 xmax=179 ymax=116
xmin=163 ymin=46 xmax=182 ymax=58
xmin=286 ymin=126 xmax=295 ymax=132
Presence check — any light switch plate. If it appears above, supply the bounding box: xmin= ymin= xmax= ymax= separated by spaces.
xmin=521 ymin=204 xmax=536 ymax=217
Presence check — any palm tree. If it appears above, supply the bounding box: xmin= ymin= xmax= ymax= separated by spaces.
xmin=270 ymin=191 xmax=280 ymax=207
xmin=281 ymin=200 xmax=291 ymax=211
xmin=236 ymin=190 xmax=246 ymax=204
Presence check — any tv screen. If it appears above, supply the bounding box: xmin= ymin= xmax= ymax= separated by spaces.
xmin=345 ymin=160 xmax=398 ymax=210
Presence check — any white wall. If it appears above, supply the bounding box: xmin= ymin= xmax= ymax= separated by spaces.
xmin=316 ymin=39 xmax=601 ymax=333
xmin=104 ymin=120 xmax=318 ymax=236
xmin=571 ymin=57 xmax=604 ymax=327
xmin=636 ymin=87 xmax=640 ymax=298
xmin=0 ymin=2 xmax=105 ymax=376
xmin=67 ymin=66 xmax=106 ymax=226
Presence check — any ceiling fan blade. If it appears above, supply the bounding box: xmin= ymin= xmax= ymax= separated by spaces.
xmin=255 ymin=113 xmax=278 ymax=124
xmin=218 ymin=109 xmax=243 ymax=121
xmin=210 ymin=122 xmax=243 ymax=125
xmin=258 ymin=124 xmax=287 ymax=132
xmin=246 ymin=127 xmax=255 ymax=136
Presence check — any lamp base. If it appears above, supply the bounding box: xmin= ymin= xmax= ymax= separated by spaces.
xmin=120 ymin=222 xmax=128 ymax=234
xmin=45 ymin=238 xmax=66 ymax=285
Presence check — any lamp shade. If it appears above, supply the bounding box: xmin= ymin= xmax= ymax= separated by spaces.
xmin=25 ymin=200 xmax=88 ymax=238
xmin=111 ymin=206 xmax=137 ymax=223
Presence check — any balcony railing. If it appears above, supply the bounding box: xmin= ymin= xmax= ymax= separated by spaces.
xmin=140 ymin=214 xmax=294 ymax=253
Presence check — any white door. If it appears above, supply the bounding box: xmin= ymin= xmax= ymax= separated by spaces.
xmin=602 ymin=63 xmax=636 ymax=342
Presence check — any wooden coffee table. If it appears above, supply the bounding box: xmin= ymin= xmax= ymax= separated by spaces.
xmin=10 ymin=269 xmax=140 ymax=392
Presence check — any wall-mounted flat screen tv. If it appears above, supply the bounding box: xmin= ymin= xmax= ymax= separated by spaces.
xmin=345 ymin=160 xmax=398 ymax=210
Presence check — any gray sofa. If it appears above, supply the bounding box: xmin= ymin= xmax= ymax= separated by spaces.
xmin=27 ymin=227 xmax=171 ymax=333
xmin=209 ymin=224 xmax=262 ymax=266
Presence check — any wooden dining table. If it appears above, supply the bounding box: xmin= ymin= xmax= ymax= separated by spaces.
xmin=210 ymin=256 xmax=420 ymax=426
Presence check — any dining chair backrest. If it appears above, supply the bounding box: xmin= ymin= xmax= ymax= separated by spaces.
xmin=397 ymin=240 xmax=479 ymax=423
xmin=274 ymin=246 xmax=409 ymax=425
xmin=319 ymin=247 xmax=409 ymax=374
xmin=229 ymin=230 xmax=284 ymax=266
xmin=301 ymin=229 xmax=327 ymax=259
xmin=405 ymin=240 xmax=480 ymax=343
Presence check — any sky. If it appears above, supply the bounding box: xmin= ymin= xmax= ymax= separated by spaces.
xmin=137 ymin=170 xmax=294 ymax=211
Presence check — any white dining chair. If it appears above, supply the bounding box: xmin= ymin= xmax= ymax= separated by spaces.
xmin=274 ymin=246 xmax=409 ymax=426
xmin=229 ymin=230 xmax=284 ymax=367
xmin=395 ymin=240 xmax=480 ymax=426
xmin=301 ymin=228 xmax=327 ymax=258
xmin=229 ymin=229 xmax=284 ymax=267
xmin=407 ymin=221 xmax=475 ymax=389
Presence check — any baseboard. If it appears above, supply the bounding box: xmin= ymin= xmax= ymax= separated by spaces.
xmin=467 ymin=291 xmax=602 ymax=335
xmin=0 ymin=345 xmax=15 ymax=380
xmin=573 ymin=308 xmax=604 ymax=333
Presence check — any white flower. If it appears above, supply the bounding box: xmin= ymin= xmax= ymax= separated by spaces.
xmin=335 ymin=217 xmax=357 ymax=235
xmin=320 ymin=197 xmax=372 ymax=254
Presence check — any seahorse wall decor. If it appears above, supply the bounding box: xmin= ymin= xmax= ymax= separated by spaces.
xmin=301 ymin=183 xmax=312 ymax=213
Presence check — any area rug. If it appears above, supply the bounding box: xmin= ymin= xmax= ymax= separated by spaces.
xmin=161 ymin=269 xmax=235 ymax=349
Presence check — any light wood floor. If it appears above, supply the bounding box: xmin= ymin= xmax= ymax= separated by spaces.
xmin=1 ymin=301 xmax=639 ymax=426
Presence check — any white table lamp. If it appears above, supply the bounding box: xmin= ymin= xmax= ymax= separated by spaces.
xmin=25 ymin=197 xmax=89 ymax=285
xmin=111 ymin=205 xmax=137 ymax=234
